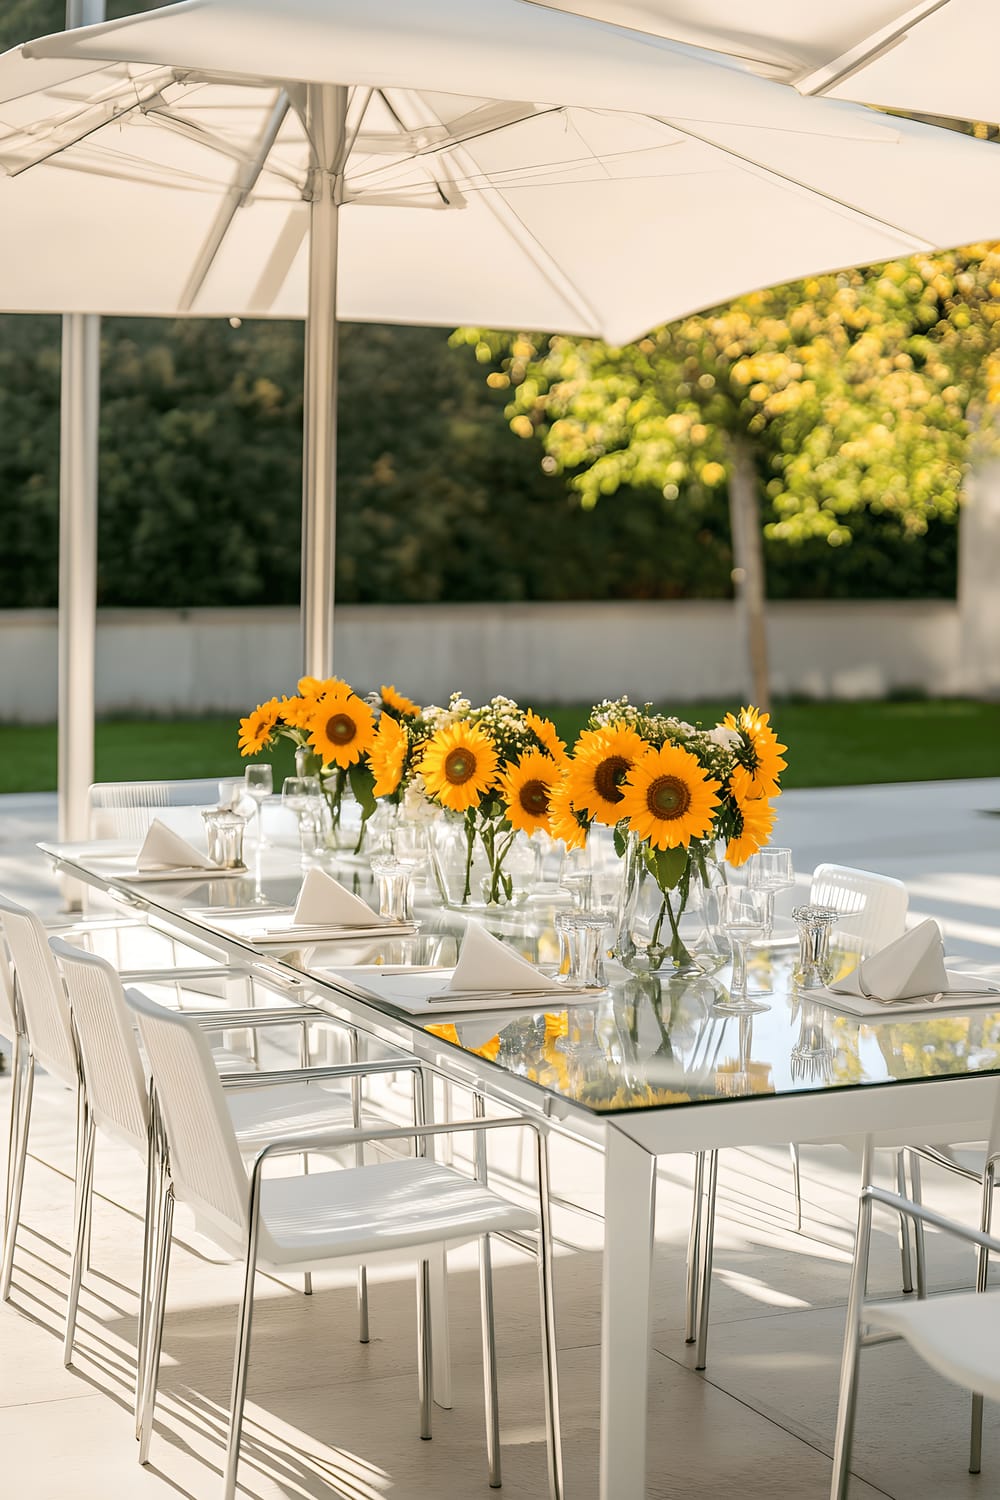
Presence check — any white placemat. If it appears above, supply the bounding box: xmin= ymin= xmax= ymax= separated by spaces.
xmin=335 ymin=966 xmax=606 ymax=1016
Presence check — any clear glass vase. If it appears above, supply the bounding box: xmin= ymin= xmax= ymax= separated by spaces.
xmin=430 ymin=813 xmax=533 ymax=908
xmin=614 ymin=834 xmax=727 ymax=976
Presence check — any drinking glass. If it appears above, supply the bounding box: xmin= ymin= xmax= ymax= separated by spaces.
xmin=560 ymin=912 xmax=609 ymax=990
xmin=370 ymin=851 xmax=413 ymax=922
xmin=244 ymin=763 xmax=273 ymax=849
xmin=392 ymin=820 xmax=428 ymax=875
xmin=792 ymin=904 xmax=840 ymax=989
xmin=282 ymin=776 xmax=321 ymax=861
xmin=747 ymin=846 xmax=794 ymax=935
xmin=719 ymin=887 xmax=771 ymax=1013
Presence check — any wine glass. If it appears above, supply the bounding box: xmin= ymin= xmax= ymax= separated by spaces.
xmin=244 ymin=763 xmax=273 ymax=849
xmin=747 ymin=846 xmax=795 ymax=936
xmin=718 ymin=887 xmax=772 ymax=1013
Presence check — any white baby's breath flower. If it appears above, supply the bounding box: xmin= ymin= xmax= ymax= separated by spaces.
xmin=708 ymin=726 xmax=742 ymax=751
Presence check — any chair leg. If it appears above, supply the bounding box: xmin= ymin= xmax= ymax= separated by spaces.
xmin=685 ymin=1152 xmax=705 ymax=1344
xmin=895 ymin=1152 xmax=914 ymax=1294
xmin=2 ymin=1031 xmax=25 ymax=1265
xmin=830 ymin=1191 xmax=875 ymax=1500
xmin=63 ymin=1104 xmax=96 ymax=1366
xmin=135 ymin=1113 xmax=160 ymax=1438
xmin=1 ymin=1053 xmax=33 ymax=1302
xmin=970 ymin=1158 xmax=995 ymax=1473
xmin=222 ymin=1236 xmax=260 ymax=1500
xmin=790 ymin=1143 xmax=803 ymax=1232
xmin=534 ymin=1132 xmax=564 ymax=1500
xmin=416 ymin=1258 xmax=433 ymax=1441
xmin=908 ymin=1151 xmax=927 ymax=1300
xmin=479 ymin=1234 xmax=502 ymax=1487
xmin=695 ymin=1151 xmax=719 ymax=1372
xmin=138 ymin=1181 xmax=174 ymax=1467
xmin=349 ymin=1027 xmax=370 ymax=1340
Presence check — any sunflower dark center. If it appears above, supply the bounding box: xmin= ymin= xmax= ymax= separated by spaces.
xmin=519 ymin=779 xmax=550 ymax=816
xmin=594 ymin=755 xmax=630 ymax=803
xmin=646 ymin=774 xmax=691 ymax=821
xmin=444 ymin=749 xmax=477 ymax=785
xmin=326 ymin=713 xmax=357 ymax=745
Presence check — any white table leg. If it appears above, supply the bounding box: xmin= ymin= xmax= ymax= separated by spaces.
xmin=600 ymin=1124 xmax=656 ymax=1500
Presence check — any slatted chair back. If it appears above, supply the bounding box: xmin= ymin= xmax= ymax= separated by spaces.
xmin=810 ymin=863 xmax=909 ymax=958
xmin=87 ymin=778 xmax=223 ymax=843
xmin=50 ymin=939 xmax=148 ymax=1155
xmin=0 ymin=895 xmax=78 ymax=1087
xmin=128 ymin=987 xmax=249 ymax=1242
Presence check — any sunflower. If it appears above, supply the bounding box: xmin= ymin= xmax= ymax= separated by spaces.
xmin=280 ymin=693 xmax=320 ymax=730
xmin=564 ymin=725 xmax=648 ymax=826
xmin=499 ymin=751 xmax=559 ymax=836
xmin=725 ymin=764 xmax=776 ymax=866
xmin=618 ymin=742 xmax=721 ymax=850
xmin=298 ymin=675 xmax=344 ymax=699
xmin=547 ymin=774 xmax=589 ymax=852
xmin=307 ymin=685 xmax=375 ymax=768
xmin=380 ymin=684 xmax=421 ymax=719
xmin=369 ymin=713 xmax=409 ymax=797
xmin=526 ymin=709 xmax=568 ymax=765
xmin=238 ymin=697 xmax=282 ymax=757
xmin=420 ymin=721 xmax=499 ymax=813
xmin=426 ymin=1021 xmax=501 ymax=1062
xmin=722 ymin=705 xmax=787 ymax=798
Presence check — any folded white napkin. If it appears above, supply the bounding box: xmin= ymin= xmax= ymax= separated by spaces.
xmin=293 ymin=867 xmax=388 ymax=928
xmin=832 ymin=919 xmax=948 ymax=1002
xmin=446 ymin=920 xmax=561 ymax=994
xmin=136 ymin=818 xmax=214 ymax=871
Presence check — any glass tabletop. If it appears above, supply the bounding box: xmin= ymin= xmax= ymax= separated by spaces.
xmin=43 ymin=841 xmax=1000 ymax=1120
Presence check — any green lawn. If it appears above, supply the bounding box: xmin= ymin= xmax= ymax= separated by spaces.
xmin=0 ymin=699 xmax=997 ymax=795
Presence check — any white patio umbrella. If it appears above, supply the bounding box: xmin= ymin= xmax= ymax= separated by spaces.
xmin=527 ymin=0 xmax=1000 ymax=120
xmin=5 ymin=0 xmax=1000 ymax=845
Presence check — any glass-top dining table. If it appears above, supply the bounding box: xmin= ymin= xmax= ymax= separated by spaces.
xmin=39 ymin=837 xmax=1000 ymax=1500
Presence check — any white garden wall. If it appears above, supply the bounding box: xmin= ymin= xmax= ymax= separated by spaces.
xmin=0 ymin=599 xmax=967 ymax=722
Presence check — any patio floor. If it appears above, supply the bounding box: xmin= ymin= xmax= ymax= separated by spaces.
xmin=1 ymin=779 xmax=999 ymax=1499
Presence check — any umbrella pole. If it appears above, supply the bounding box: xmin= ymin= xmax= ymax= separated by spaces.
xmin=301 ymin=84 xmax=348 ymax=678
xmin=57 ymin=0 xmax=104 ymax=906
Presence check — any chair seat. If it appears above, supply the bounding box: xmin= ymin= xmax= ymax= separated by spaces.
xmin=867 ymin=1292 xmax=1000 ymax=1403
xmin=227 ymin=1081 xmax=354 ymax=1149
xmin=257 ymin=1156 xmax=539 ymax=1268
xmin=209 ymin=1039 xmax=256 ymax=1075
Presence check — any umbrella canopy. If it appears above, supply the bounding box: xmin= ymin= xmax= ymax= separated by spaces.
xmin=526 ymin=0 xmax=1000 ymax=124
xmin=4 ymin=0 xmax=1000 ymax=343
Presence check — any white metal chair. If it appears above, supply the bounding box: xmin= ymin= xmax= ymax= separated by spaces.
xmin=809 ymin=863 xmax=908 ymax=959
xmin=130 ymin=987 xmax=564 ymax=1500
xmin=87 ymin=777 xmax=225 ymax=843
xmin=51 ymin=941 xmax=416 ymax=1427
xmin=0 ymin=892 xmax=316 ymax=1305
xmin=831 ymin=1168 xmax=1000 ymax=1499
xmin=687 ymin=864 xmax=913 ymax=1368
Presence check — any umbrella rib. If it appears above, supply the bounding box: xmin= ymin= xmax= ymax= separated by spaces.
xmin=659 ymin=115 xmax=934 ymax=252
xmin=0 ymin=71 xmax=172 ymax=177
xmin=178 ymin=89 xmax=291 ymax=312
xmin=796 ymin=0 xmax=954 ymax=98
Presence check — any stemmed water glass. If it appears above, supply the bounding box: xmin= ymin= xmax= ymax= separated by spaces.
xmin=747 ymin=846 xmax=795 ymax=937
xmin=717 ymin=886 xmax=772 ymax=1014
xmin=244 ymin=763 xmax=273 ymax=850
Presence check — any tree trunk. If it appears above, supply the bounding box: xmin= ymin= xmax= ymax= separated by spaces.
xmin=725 ymin=431 xmax=771 ymax=712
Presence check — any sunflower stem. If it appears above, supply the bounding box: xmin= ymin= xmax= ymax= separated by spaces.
xmin=462 ymin=811 xmax=476 ymax=903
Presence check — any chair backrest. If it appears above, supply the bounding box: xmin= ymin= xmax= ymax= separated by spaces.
xmin=128 ymin=987 xmax=249 ymax=1242
xmin=809 ymin=863 xmax=909 ymax=957
xmin=87 ymin=778 xmax=224 ymax=843
xmin=0 ymin=895 xmax=78 ymax=1087
xmin=0 ymin=930 xmax=18 ymax=1043
xmin=50 ymin=939 xmax=149 ymax=1156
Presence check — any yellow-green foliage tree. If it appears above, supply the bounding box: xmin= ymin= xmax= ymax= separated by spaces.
xmin=456 ymin=243 xmax=1000 ymax=706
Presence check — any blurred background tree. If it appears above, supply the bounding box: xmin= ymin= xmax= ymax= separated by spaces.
xmin=456 ymin=245 xmax=1000 ymax=704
